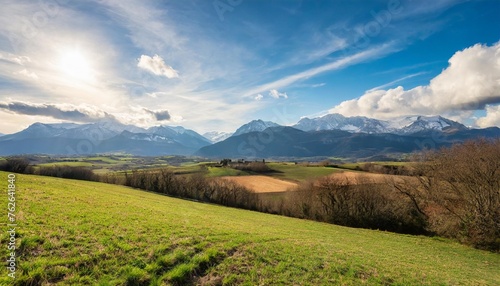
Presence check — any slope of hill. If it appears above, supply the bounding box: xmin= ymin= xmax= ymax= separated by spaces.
xmin=1 ymin=172 xmax=498 ymax=285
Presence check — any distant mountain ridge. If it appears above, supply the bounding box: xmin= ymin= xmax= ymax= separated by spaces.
xmin=0 ymin=121 xmax=210 ymax=156
xmin=293 ymin=114 xmax=468 ymax=135
xmin=196 ymin=125 xmax=500 ymax=160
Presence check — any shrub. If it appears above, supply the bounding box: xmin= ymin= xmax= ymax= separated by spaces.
xmin=0 ymin=157 xmax=33 ymax=173
xmin=37 ymin=165 xmax=98 ymax=181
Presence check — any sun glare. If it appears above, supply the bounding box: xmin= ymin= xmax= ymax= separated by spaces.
xmin=58 ymin=49 xmax=95 ymax=82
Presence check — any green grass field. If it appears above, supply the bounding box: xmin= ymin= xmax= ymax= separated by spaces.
xmin=266 ymin=162 xmax=343 ymax=182
xmin=206 ymin=167 xmax=250 ymax=177
xmin=0 ymin=172 xmax=498 ymax=285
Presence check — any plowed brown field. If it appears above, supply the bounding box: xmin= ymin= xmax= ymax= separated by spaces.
xmin=220 ymin=175 xmax=298 ymax=193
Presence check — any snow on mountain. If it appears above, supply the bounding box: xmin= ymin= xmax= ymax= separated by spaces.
xmin=294 ymin=114 xmax=467 ymax=135
xmin=144 ymin=125 xmax=211 ymax=150
xmin=395 ymin=115 xmax=467 ymax=134
xmin=53 ymin=121 xmax=147 ymax=141
xmin=232 ymin=120 xmax=281 ymax=137
xmin=147 ymin=126 xmax=211 ymax=144
xmin=120 ymin=130 xmax=175 ymax=143
xmin=203 ymin=131 xmax=233 ymax=143
xmin=294 ymin=114 xmax=390 ymax=133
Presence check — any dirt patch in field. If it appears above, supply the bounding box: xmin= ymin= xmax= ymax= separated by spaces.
xmin=220 ymin=176 xmax=298 ymax=193
xmin=328 ymin=171 xmax=412 ymax=185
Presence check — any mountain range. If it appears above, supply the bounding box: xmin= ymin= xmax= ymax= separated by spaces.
xmin=0 ymin=114 xmax=498 ymax=159
xmin=292 ymin=114 xmax=468 ymax=134
xmin=0 ymin=120 xmax=211 ymax=156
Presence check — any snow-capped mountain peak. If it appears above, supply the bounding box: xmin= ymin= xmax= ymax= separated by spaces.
xmin=203 ymin=131 xmax=233 ymax=143
xmin=294 ymin=113 xmax=389 ymax=134
xmin=232 ymin=120 xmax=281 ymax=137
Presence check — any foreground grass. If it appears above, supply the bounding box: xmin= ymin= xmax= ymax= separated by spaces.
xmin=0 ymin=172 xmax=498 ymax=285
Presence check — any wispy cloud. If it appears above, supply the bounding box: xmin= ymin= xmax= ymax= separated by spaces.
xmin=366 ymin=72 xmax=428 ymax=92
xmin=243 ymin=42 xmax=398 ymax=97
xmin=269 ymin=89 xmax=288 ymax=99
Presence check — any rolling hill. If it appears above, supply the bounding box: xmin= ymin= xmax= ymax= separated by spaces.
xmin=0 ymin=172 xmax=498 ymax=285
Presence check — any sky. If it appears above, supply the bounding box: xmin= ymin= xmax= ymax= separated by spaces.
xmin=0 ymin=0 xmax=499 ymax=135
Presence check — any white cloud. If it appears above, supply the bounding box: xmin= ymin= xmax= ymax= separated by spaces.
xmin=255 ymin=94 xmax=263 ymax=101
xmin=330 ymin=42 xmax=500 ymax=122
xmin=15 ymin=69 xmax=38 ymax=80
xmin=476 ymin=105 xmax=500 ymax=128
xmin=269 ymin=89 xmax=288 ymax=99
xmin=137 ymin=54 xmax=179 ymax=79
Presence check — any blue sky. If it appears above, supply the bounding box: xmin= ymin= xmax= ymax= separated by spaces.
xmin=0 ymin=0 xmax=499 ymax=134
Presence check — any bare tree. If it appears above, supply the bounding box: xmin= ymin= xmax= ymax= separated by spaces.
xmin=392 ymin=139 xmax=500 ymax=250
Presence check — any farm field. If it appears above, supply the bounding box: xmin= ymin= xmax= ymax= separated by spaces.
xmin=30 ymin=155 xmax=205 ymax=174
xmin=220 ymin=175 xmax=297 ymax=193
xmin=327 ymin=171 xmax=401 ymax=184
xmin=1 ymin=172 xmax=499 ymax=285
xmin=265 ymin=162 xmax=344 ymax=182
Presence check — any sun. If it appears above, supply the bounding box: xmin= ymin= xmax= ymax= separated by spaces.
xmin=57 ymin=49 xmax=95 ymax=82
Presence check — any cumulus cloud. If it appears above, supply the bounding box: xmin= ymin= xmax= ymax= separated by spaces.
xmin=476 ymin=105 xmax=500 ymax=128
xmin=137 ymin=54 xmax=179 ymax=78
xmin=330 ymin=42 xmax=500 ymax=121
xmin=254 ymin=94 xmax=264 ymax=101
xmin=269 ymin=89 xmax=288 ymax=99
xmin=144 ymin=108 xmax=171 ymax=121
xmin=0 ymin=102 xmax=115 ymax=122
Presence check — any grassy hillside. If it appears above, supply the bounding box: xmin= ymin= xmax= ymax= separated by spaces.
xmin=0 ymin=172 xmax=498 ymax=285
xmin=266 ymin=162 xmax=343 ymax=182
